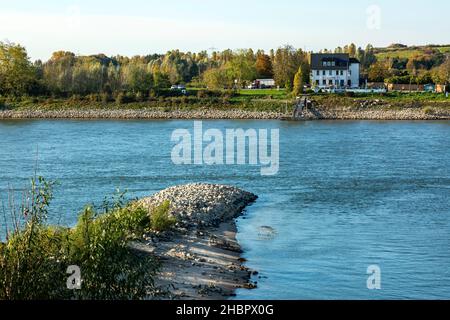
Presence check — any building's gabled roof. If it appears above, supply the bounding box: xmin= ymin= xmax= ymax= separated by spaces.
xmin=310 ymin=53 xmax=350 ymax=70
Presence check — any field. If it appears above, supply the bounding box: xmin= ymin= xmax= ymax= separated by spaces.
xmin=375 ymin=45 xmax=450 ymax=61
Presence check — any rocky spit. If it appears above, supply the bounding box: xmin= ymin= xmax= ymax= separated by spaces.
xmin=1 ymin=106 xmax=449 ymax=120
xmin=137 ymin=184 xmax=258 ymax=300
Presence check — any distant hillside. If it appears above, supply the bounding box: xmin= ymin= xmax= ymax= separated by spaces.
xmin=374 ymin=44 xmax=450 ymax=60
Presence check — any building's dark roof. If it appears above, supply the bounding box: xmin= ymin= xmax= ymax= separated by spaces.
xmin=310 ymin=53 xmax=359 ymax=70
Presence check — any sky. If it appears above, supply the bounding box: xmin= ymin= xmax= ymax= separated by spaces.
xmin=0 ymin=0 xmax=449 ymax=61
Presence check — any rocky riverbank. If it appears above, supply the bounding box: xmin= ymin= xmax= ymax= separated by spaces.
xmin=0 ymin=108 xmax=283 ymax=120
xmin=299 ymin=106 xmax=450 ymax=120
xmin=136 ymin=184 xmax=258 ymax=300
xmin=1 ymin=106 xmax=449 ymax=120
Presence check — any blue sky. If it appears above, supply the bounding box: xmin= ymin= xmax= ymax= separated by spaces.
xmin=1 ymin=0 xmax=449 ymax=60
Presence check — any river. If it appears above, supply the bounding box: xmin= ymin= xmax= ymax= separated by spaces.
xmin=0 ymin=119 xmax=449 ymax=299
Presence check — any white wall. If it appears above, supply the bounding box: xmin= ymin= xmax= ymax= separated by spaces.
xmin=311 ymin=69 xmax=349 ymax=88
xmin=311 ymin=64 xmax=360 ymax=88
xmin=349 ymin=63 xmax=360 ymax=88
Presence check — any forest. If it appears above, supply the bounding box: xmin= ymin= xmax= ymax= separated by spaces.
xmin=1 ymin=41 xmax=449 ymax=101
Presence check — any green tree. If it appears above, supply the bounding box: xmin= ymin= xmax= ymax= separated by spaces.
xmin=0 ymin=42 xmax=36 ymax=96
xmin=293 ymin=67 xmax=304 ymax=96
xmin=121 ymin=63 xmax=153 ymax=94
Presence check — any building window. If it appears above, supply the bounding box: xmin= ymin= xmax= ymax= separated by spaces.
xmin=323 ymin=70 xmax=326 ymax=76
xmin=323 ymin=80 xmax=326 ymax=85
xmin=340 ymin=80 xmax=345 ymax=87
xmin=329 ymin=70 xmax=332 ymax=76
xmin=329 ymin=80 xmax=333 ymax=85
xmin=332 ymin=61 xmax=336 ymax=67
xmin=316 ymin=70 xmax=320 ymax=76
xmin=316 ymin=80 xmax=319 ymax=86
xmin=340 ymin=70 xmax=344 ymax=76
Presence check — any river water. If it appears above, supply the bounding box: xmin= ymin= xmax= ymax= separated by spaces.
xmin=0 ymin=119 xmax=449 ymax=299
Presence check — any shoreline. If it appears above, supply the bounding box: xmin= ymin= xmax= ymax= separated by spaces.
xmin=1 ymin=107 xmax=449 ymax=121
xmin=137 ymin=184 xmax=258 ymax=300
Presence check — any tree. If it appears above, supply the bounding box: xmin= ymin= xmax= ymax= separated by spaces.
xmin=432 ymin=58 xmax=450 ymax=85
xmin=255 ymin=52 xmax=273 ymax=78
xmin=229 ymin=50 xmax=257 ymax=89
xmin=202 ymin=66 xmax=233 ymax=90
xmin=368 ymin=61 xmax=389 ymax=82
xmin=293 ymin=67 xmax=304 ymax=96
xmin=363 ymin=44 xmax=377 ymax=69
xmin=0 ymin=42 xmax=36 ymax=96
xmin=121 ymin=63 xmax=153 ymax=94
xmin=272 ymin=45 xmax=306 ymax=89
xmin=348 ymin=43 xmax=357 ymax=58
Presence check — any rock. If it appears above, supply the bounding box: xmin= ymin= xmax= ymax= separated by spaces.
xmin=139 ymin=184 xmax=258 ymax=229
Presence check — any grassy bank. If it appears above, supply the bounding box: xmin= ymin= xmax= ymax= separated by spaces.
xmin=0 ymin=177 xmax=175 ymax=300
xmin=1 ymin=90 xmax=449 ymax=118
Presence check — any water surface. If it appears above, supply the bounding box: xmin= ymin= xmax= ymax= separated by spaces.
xmin=0 ymin=119 xmax=449 ymax=299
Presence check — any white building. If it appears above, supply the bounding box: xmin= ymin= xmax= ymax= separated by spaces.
xmin=310 ymin=53 xmax=360 ymax=89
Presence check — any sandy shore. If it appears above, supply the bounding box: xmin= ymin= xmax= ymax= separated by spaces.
xmin=136 ymin=184 xmax=258 ymax=300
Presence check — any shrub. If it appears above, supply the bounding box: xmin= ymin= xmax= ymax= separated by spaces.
xmin=345 ymin=91 xmax=355 ymax=97
xmin=135 ymin=91 xmax=146 ymax=102
xmin=423 ymin=106 xmax=434 ymax=115
xmin=0 ymin=177 xmax=160 ymax=300
xmin=115 ymin=92 xmax=125 ymax=104
xmin=100 ymin=92 xmax=112 ymax=104
xmin=150 ymin=201 xmax=176 ymax=232
xmin=87 ymin=94 xmax=100 ymax=103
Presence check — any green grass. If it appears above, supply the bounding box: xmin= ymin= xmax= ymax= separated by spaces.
xmin=375 ymin=49 xmax=423 ymax=60
xmin=238 ymin=89 xmax=287 ymax=97
xmin=375 ymin=44 xmax=450 ymax=61
xmin=437 ymin=46 xmax=450 ymax=53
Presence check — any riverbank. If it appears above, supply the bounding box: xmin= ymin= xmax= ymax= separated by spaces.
xmin=1 ymin=93 xmax=450 ymax=120
xmin=1 ymin=106 xmax=449 ymax=120
xmin=137 ymin=184 xmax=258 ymax=300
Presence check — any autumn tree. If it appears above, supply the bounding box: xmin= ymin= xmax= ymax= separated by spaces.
xmin=368 ymin=61 xmax=389 ymax=82
xmin=272 ymin=45 xmax=306 ymax=90
xmin=255 ymin=51 xmax=273 ymax=78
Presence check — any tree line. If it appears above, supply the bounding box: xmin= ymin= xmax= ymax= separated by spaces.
xmin=1 ymin=41 xmax=449 ymax=99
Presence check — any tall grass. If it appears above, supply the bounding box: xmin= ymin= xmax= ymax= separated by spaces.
xmin=0 ymin=177 xmax=175 ymax=300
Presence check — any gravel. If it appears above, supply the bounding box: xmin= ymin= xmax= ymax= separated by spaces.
xmin=139 ymin=183 xmax=258 ymax=228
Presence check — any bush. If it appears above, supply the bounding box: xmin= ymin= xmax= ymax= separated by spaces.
xmin=0 ymin=178 xmax=160 ymax=300
xmin=101 ymin=92 xmax=112 ymax=104
xmin=87 ymin=94 xmax=100 ymax=103
xmin=345 ymin=91 xmax=355 ymax=97
xmin=150 ymin=200 xmax=176 ymax=232
xmin=135 ymin=91 xmax=146 ymax=102
xmin=115 ymin=92 xmax=125 ymax=104
xmin=423 ymin=106 xmax=434 ymax=115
